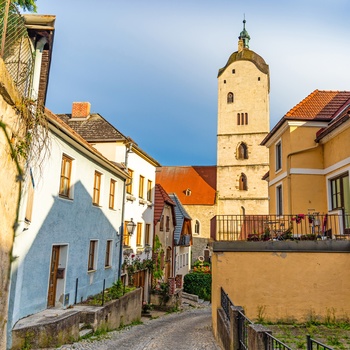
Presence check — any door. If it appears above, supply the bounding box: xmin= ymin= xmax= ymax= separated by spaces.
xmin=47 ymin=246 xmax=60 ymax=307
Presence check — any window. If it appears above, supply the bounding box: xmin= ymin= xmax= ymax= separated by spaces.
xmin=145 ymin=224 xmax=151 ymax=245
xmin=232 ymin=69 xmax=235 ymax=74
xmin=109 ymin=179 xmax=116 ymax=209
xmin=160 ymin=215 xmax=164 ymax=231
xmin=88 ymin=240 xmax=98 ymax=271
xmin=136 ymin=222 xmax=142 ymax=246
xmin=105 ymin=240 xmax=112 ymax=267
xmin=275 ymin=141 xmax=282 ymax=171
xmin=227 ymin=92 xmax=234 ymax=104
xmin=166 ymin=216 xmax=170 ymax=232
xmin=239 ymin=173 xmax=248 ymax=191
xmin=330 ymin=173 xmax=350 ymax=210
xmin=93 ymin=171 xmax=102 ymax=205
xmin=123 ymin=221 xmax=130 ymax=246
xmin=25 ymin=168 xmax=35 ymax=223
xmin=276 ymin=185 xmax=283 ymax=216
xmin=237 ymin=113 xmax=248 ymax=125
xmin=147 ymin=180 xmax=152 ymax=201
xmin=237 ymin=142 xmax=248 ymax=160
xmin=138 ymin=175 xmax=145 ymax=198
xmin=126 ymin=169 xmax=133 ymax=194
xmin=59 ymin=155 xmax=72 ymax=197
xmin=195 ymin=220 xmax=200 ymax=234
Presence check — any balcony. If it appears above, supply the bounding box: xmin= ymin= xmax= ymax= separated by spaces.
xmin=210 ymin=212 xmax=350 ymax=241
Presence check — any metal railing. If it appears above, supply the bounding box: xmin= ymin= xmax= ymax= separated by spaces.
xmin=237 ymin=310 xmax=253 ymax=350
xmin=220 ymin=288 xmax=335 ymax=350
xmin=307 ymin=335 xmax=333 ymax=350
xmin=265 ymin=333 xmax=292 ymax=350
xmin=221 ymin=287 xmax=233 ymax=321
xmin=211 ymin=213 xmax=349 ymax=241
xmin=0 ymin=0 xmax=34 ymax=98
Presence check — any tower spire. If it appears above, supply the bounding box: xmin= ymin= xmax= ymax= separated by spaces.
xmin=238 ymin=16 xmax=250 ymax=51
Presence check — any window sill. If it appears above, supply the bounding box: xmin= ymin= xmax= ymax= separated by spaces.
xmin=104 ymin=265 xmax=112 ymax=270
xmin=126 ymin=194 xmax=136 ymax=202
xmin=92 ymin=203 xmax=101 ymax=208
xmin=58 ymin=195 xmax=73 ymax=201
xmin=139 ymin=198 xmax=147 ymax=205
xmin=87 ymin=269 xmax=96 ymax=274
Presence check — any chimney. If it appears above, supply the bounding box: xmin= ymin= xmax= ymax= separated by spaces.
xmin=71 ymin=102 xmax=91 ymax=118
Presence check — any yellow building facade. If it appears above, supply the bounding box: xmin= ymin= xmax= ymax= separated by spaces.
xmin=216 ymin=20 xmax=269 ymax=216
xmin=261 ymin=90 xmax=350 ymax=235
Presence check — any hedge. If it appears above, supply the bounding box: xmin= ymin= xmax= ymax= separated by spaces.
xmin=183 ymin=272 xmax=211 ymax=301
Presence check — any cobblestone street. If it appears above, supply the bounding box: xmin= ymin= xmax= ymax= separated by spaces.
xmin=51 ymin=302 xmax=221 ymax=350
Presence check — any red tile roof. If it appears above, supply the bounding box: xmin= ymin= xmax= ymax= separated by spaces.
xmin=156 ymin=166 xmax=217 ymax=205
xmin=261 ymin=90 xmax=350 ymax=145
xmin=154 ymin=184 xmax=176 ymax=226
xmin=285 ymin=90 xmax=350 ymax=120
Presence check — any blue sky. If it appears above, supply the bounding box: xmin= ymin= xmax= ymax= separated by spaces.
xmin=34 ymin=0 xmax=350 ymax=166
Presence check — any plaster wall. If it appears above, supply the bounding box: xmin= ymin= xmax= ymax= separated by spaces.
xmin=0 ymin=58 xmax=26 ymax=350
xmin=216 ymin=55 xmax=269 ymax=217
xmin=94 ymin=142 xmax=156 ymax=262
xmin=9 ymin=128 xmax=125 ymax=333
xmin=211 ymin=246 xmax=350 ymax=337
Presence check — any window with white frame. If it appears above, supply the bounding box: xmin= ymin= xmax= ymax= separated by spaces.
xmin=88 ymin=240 xmax=98 ymax=271
xmin=275 ymin=141 xmax=282 ymax=171
xmin=276 ymin=184 xmax=283 ymax=216
xmin=105 ymin=240 xmax=112 ymax=268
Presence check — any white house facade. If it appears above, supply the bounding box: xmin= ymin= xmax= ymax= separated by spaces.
xmin=7 ymin=110 xmax=127 ymax=346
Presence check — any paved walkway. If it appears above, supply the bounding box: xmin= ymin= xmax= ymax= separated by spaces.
xmin=48 ymin=299 xmax=222 ymax=350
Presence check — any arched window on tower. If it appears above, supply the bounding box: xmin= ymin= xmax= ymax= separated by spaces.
xmin=239 ymin=173 xmax=248 ymax=191
xmin=237 ymin=113 xmax=241 ymax=125
xmin=194 ymin=220 xmax=200 ymax=234
xmin=227 ymin=92 xmax=234 ymax=104
xmin=237 ymin=143 xmax=248 ymax=160
xmin=245 ymin=113 xmax=248 ymax=125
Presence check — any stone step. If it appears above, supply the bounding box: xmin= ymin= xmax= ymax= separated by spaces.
xmin=79 ymin=323 xmax=85 ymax=330
xmin=79 ymin=328 xmax=93 ymax=338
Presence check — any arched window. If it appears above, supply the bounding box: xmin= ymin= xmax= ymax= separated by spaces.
xmin=227 ymin=92 xmax=234 ymax=104
xmin=239 ymin=173 xmax=248 ymax=191
xmin=195 ymin=220 xmax=200 ymax=234
xmin=245 ymin=113 xmax=248 ymax=125
xmin=237 ymin=143 xmax=248 ymax=159
xmin=237 ymin=113 xmax=241 ymax=125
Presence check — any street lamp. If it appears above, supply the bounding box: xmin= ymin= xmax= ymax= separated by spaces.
xmin=126 ymin=218 xmax=136 ymax=236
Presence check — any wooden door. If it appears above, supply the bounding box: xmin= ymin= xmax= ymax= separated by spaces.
xmin=47 ymin=246 xmax=60 ymax=307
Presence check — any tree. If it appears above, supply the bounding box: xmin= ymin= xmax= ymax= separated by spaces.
xmin=13 ymin=0 xmax=37 ymax=12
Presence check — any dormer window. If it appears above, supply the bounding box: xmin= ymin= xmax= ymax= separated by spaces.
xmin=185 ymin=188 xmax=191 ymax=196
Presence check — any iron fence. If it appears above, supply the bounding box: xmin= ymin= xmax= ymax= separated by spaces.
xmin=265 ymin=333 xmax=292 ymax=350
xmin=0 ymin=0 xmax=34 ymax=98
xmin=211 ymin=213 xmax=349 ymax=241
xmin=307 ymin=335 xmax=334 ymax=350
xmin=237 ymin=310 xmax=253 ymax=350
xmin=221 ymin=287 xmax=233 ymax=321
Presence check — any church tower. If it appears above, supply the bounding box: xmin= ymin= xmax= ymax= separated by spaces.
xmin=216 ymin=20 xmax=269 ymax=216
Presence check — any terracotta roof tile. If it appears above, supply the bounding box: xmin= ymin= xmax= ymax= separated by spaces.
xmin=156 ymin=166 xmax=217 ymax=205
xmin=261 ymin=90 xmax=350 ymax=145
xmin=154 ymin=184 xmax=176 ymax=225
xmin=57 ymin=113 xmax=126 ymax=141
xmin=285 ymin=90 xmax=350 ymax=120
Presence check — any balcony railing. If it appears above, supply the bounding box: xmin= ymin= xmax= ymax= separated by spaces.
xmin=0 ymin=0 xmax=34 ymax=98
xmin=211 ymin=212 xmax=350 ymax=241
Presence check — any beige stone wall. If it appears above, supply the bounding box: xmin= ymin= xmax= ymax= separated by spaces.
xmin=0 ymin=58 xmax=25 ymax=350
xmin=212 ymin=247 xmax=350 ymax=337
xmin=216 ymin=54 xmax=270 ymax=217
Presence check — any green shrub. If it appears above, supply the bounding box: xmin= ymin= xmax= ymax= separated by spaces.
xmin=183 ymin=273 xmax=211 ymax=301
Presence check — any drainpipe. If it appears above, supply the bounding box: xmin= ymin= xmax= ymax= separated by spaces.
xmin=31 ymin=36 xmax=48 ymax=101
xmin=286 ymin=143 xmax=320 ymax=214
xmin=118 ymin=141 xmax=133 ymax=279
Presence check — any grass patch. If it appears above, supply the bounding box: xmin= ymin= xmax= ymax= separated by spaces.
xmin=266 ymin=322 xmax=350 ymax=350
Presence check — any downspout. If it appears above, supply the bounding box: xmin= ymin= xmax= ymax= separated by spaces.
xmin=31 ymin=37 xmax=48 ymax=101
xmin=118 ymin=142 xmax=132 ymax=279
xmin=286 ymin=143 xmax=320 ymax=214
